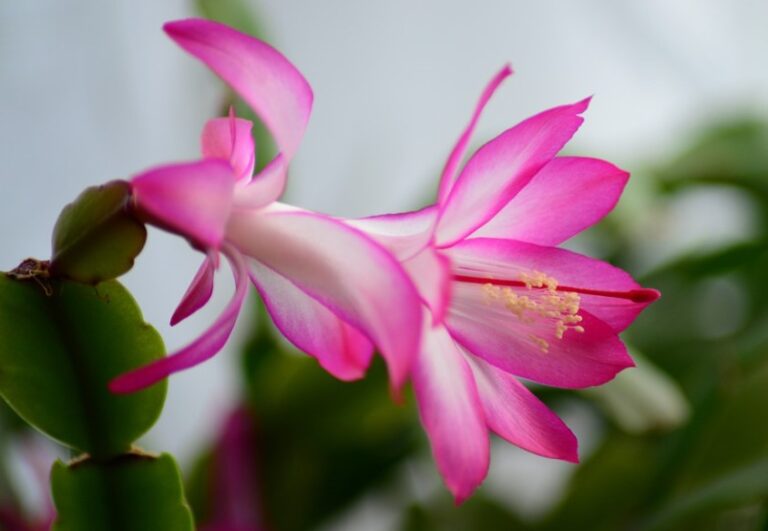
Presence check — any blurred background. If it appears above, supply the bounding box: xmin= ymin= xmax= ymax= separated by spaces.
xmin=1 ymin=1 xmax=768 ymax=530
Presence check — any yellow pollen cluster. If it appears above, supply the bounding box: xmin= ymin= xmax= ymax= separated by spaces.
xmin=482 ymin=270 xmax=585 ymax=353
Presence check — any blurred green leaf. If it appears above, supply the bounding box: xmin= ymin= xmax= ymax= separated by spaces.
xmin=196 ymin=0 xmax=262 ymax=36
xmin=50 ymin=181 xmax=146 ymax=284
xmin=664 ymin=359 xmax=768 ymax=498
xmin=540 ymin=433 xmax=659 ymax=531
xmin=400 ymin=496 xmax=529 ymax=531
xmin=0 ymin=275 xmax=166 ymax=458
xmin=641 ymin=459 xmax=768 ymax=531
xmin=656 ymin=120 xmax=768 ymax=196
xmin=51 ymin=453 xmax=194 ymax=531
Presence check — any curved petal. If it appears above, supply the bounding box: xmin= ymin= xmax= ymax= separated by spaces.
xmin=201 ymin=116 xmax=256 ymax=181
xmin=226 ymin=209 xmax=422 ymax=389
xmin=345 ymin=205 xmax=438 ymax=261
xmin=413 ymin=322 xmax=489 ymax=503
xmin=437 ymin=64 xmax=513 ymax=203
xmin=249 ymin=260 xmax=374 ymax=381
xmin=233 ymin=154 xmax=287 ymax=209
xmin=470 ymin=157 xmax=629 ymax=245
xmin=170 ymin=253 xmax=216 ymax=326
xmin=466 ymin=356 xmax=578 ymax=462
xmin=131 ymin=159 xmax=235 ymax=250
xmin=165 ymin=18 xmax=313 ymax=159
xmin=110 ymin=244 xmax=248 ymax=393
xmin=435 ymin=98 xmax=591 ymax=247
xmin=402 ymin=247 xmax=452 ymax=324
xmin=448 ymin=296 xmax=633 ymax=388
xmin=447 ymin=238 xmax=659 ymax=332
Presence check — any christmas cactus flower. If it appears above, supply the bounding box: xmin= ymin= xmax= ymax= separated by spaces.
xmin=347 ymin=66 xmax=660 ymax=501
xmin=110 ymin=19 xmax=422 ymax=393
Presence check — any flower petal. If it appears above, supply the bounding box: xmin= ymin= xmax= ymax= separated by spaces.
xmin=345 ymin=206 xmax=438 ymax=260
xmin=226 ymin=208 xmax=422 ymax=389
xmin=170 ymin=254 xmax=216 ymax=326
xmin=233 ymin=154 xmax=287 ymax=209
xmin=435 ymin=98 xmax=591 ymax=247
xmin=201 ymin=116 xmax=256 ymax=181
xmin=250 ymin=259 xmax=374 ymax=381
xmin=402 ymin=248 xmax=452 ymax=324
xmin=131 ymin=159 xmax=235 ymax=250
xmin=413 ymin=322 xmax=489 ymax=503
xmin=437 ymin=64 xmax=513 ymax=203
xmin=466 ymin=356 xmax=578 ymax=462
xmin=165 ymin=18 xmax=313 ymax=160
xmin=448 ymin=238 xmax=659 ymax=332
xmin=469 ymin=157 xmax=629 ymax=245
xmin=448 ymin=295 xmax=632 ymax=388
xmin=110 ymin=244 xmax=248 ymax=393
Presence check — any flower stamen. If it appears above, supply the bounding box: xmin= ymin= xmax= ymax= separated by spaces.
xmin=478 ymin=270 xmax=586 ymax=352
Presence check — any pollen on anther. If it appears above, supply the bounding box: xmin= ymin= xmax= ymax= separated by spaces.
xmin=482 ymin=270 xmax=588 ymax=346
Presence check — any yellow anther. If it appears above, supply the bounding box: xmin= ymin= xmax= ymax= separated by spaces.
xmin=529 ymin=334 xmax=550 ymax=353
xmin=481 ymin=270 xmax=588 ymax=349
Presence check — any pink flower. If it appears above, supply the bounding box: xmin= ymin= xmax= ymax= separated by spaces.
xmin=110 ymin=19 xmax=422 ymax=393
xmin=347 ymin=66 xmax=660 ymax=501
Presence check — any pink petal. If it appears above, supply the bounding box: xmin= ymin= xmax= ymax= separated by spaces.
xmin=170 ymin=254 xmax=216 ymax=326
xmin=437 ymin=64 xmax=513 ymax=203
xmin=131 ymin=159 xmax=235 ymax=250
xmin=402 ymin=248 xmax=452 ymax=324
xmin=467 ymin=356 xmax=578 ymax=462
xmin=226 ymin=208 xmax=422 ymax=390
xmin=249 ymin=260 xmax=374 ymax=381
xmin=435 ymin=98 xmax=591 ymax=247
xmin=110 ymin=244 xmax=249 ymax=393
xmin=165 ymin=18 xmax=313 ymax=160
xmin=201 ymin=116 xmax=256 ymax=181
xmin=448 ymin=297 xmax=632 ymax=389
xmin=470 ymin=157 xmax=629 ymax=245
xmin=346 ymin=206 xmax=438 ymax=261
xmin=413 ymin=322 xmax=489 ymax=503
xmin=233 ymin=154 xmax=288 ymax=209
xmin=448 ymin=238 xmax=659 ymax=332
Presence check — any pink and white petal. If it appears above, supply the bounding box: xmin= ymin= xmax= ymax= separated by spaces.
xmin=226 ymin=209 xmax=422 ymax=389
xmin=466 ymin=356 xmax=578 ymax=462
xmin=470 ymin=157 xmax=629 ymax=245
xmin=165 ymin=19 xmax=313 ymax=159
xmin=437 ymin=64 xmax=513 ymax=203
xmin=435 ymin=98 xmax=591 ymax=247
xmin=346 ymin=206 xmax=438 ymax=261
xmin=201 ymin=117 xmax=256 ymax=181
xmin=447 ymin=289 xmax=633 ymax=389
xmin=171 ymin=253 xmax=216 ymax=326
xmin=402 ymin=248 xmax=452 ymax=324
xmin=250 ymin=260 xmax=374 ymax=381
xmin=131 ymin=159 xmax=235 ymax=250
xmin=413 ymin=323 xmax=489 ymax=503
xmin=110 ymin=244 xmax=249 ymax=393
xmin=448 ymin=238 xmax=659 ymax=332
xmin=233 ymin=154 xmax=287 ymax=209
